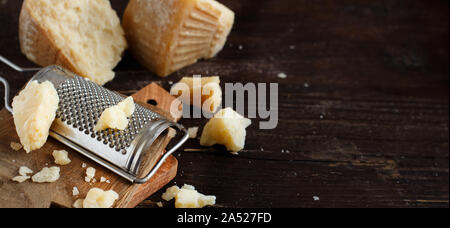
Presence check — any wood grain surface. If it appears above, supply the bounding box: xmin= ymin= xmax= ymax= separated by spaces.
xmin=0 ymin=0 xmax=448 ymax=208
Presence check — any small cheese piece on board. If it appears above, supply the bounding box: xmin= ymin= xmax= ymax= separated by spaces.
xmin=123 ymin=0 xmax=235 ymax=77
xmin=200 ymin=108 xmax=251 ymax=152
xmin=94 ymin=97 xmax=135 ymax=132
xmin=52 ymin=150 xmax=71 ymax=165
xmin=19 ymin=0 xmax=127 ymax=85
xmin=82 ymin=188 xmax=119 ymax=208
xmin=170 ymin=76 xmax=222 ymax=113
xmin=31 ymin=167 xmax=60 ymax=183
xmin=12 ymin=80 xmax=59 ymax=153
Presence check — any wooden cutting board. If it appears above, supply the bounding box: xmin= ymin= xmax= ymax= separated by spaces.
xmin=0 ymin=82 xmax=182 ymax=208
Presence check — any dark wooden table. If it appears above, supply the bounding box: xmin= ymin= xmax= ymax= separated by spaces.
xmin=1 ymin=0 xmax=448 ymax=208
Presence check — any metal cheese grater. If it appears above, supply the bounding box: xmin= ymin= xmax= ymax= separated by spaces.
xmin=1 ymin=63 xmax=189 ymax=184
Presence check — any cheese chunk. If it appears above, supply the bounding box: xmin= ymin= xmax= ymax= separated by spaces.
xmin=82 ymin=188 xmax=119 ymax=208
xmin=19 ymin=166 xmax=34 ymax=176
xmin=85 ymin=167 xmax=96 ymax=183
xmin=19 ymin=0 xmax=127 ymax=85
xmin=12 ymin=176 xmax=31 ymax=183
xmin=123 ymin=0 xmax=234 ymax=77
xmin=52 ymin=150 xmax=71 ymax=165
xmin=32 ymin=166 xmax=60 ymax=183
xmin=200 ymin=108 xmax=251 ymax=152
xmin=187 ymin=127 xmax=199 ymax=139
xmin=12 ymin=80 xmax=59 ymax=153
xmin=161 ymin=184 xmax=216 ymax=208
xmin=171 ymin=76 xmax=222 ymax=113
xmin=94 ymin=97 xmax=135 ymax=132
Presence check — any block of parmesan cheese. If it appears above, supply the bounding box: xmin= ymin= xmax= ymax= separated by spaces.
xmin=200 ymin=108 xmax=251 ymax=152
xmin=94 ymin=97 xmax=135 ymax=132
xmin=19 ymin=0 xmax=127 ymax=85
xmin=12 ymin=80 xmax=59 ymax=153
xmin=122 ymin=0 xmax=234 ymax=77
xmin=170 ymin=76 xmax=222 ymax=113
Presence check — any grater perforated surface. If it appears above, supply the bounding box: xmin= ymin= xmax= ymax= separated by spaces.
xmin=55 ymin=76 xmax=161 ymax=155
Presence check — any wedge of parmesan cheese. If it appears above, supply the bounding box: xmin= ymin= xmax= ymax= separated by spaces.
xmin=82 ymin=188 xmax=119 ymax=208
xmin=94 ymin=97 xmax=135 ymax=132
xmin=19 ymin=0 xmax=127 ymax=85
xmin=52 ymin=150 xmax=71 ymax=165
xmin=171 ymin=76 xmax=222 ymax=113
xmin=31 ymin=166 xmax=60 ymax=183
xmin=122 ymin=0 xmax=234 ymax=77
xmin=161 ymin=184 xmax=216 ymax=208
xmin=12 ymin=80 xmax=59 ymax=153
xmin=200 ymin=108 xmax=251 ymax=152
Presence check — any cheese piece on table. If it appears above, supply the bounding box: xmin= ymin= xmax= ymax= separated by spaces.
xmin=94 ymin=97 xmax=135 ymax=132
xmin=85 ymin=167 xmax=96 ymax=183
xmin=170 ymin=76 xmax=222 ymax=113
xmin=161 ymin=184 xmax=216 ymax=208
xmin=82 ymin=188 xmax=119 ymax=208
xmin=200 ymin=108 xmax=251 ymax=152
xmin=19 ymin=166 xmax=34 ymax=176
xmin=19 ymin=0 xmax=127 ymax=85
xmin=123 ymin=0 xmax=235 ymax=77
xmin=31 ymin=167 xmax=60 ymax=183
xmin=12 ymin=175 xmax=31 ymax=183
xmin=10 ymin=142 xmax=23 ymax=151
xmin=52 ymin=150 xmax=71 ymax=165
xmin=12 ymin=80 xmax=59 ymax=153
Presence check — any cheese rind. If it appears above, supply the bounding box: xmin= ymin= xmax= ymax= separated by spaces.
xmin=94 ymin=97 xmax=135 ymax=132
xmin=12 ymin=80 xmax=59 ymax=153
xmin=82 ymin=188 xmax=119 ymax=208
xmin=19 ymin=0 xmax=127 ymax=85
xmin=171 ymin=76 xmax=222 ymax=113
xmin=123 ymin=0 xmax=234 ymax=77
xmin=200 ymin=108 xmax=251 ymax=152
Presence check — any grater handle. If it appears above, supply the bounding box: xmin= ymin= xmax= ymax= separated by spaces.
xmin=0 ymin=76 xmax=13 ymax=113
xmin=134 ymin=122 xmax=189 ymax=184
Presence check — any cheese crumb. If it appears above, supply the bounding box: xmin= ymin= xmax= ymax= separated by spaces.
xmin=32 ymin=166 xmax=60 ymax=183
xmin=187 ymin=127 xmax=199 ymax=139
xmin=200 ymin=108 xmax=251 ymax=152
xmin=12 ymin=175 xmax=31 ymax=183
xmin=156 ymin=202 xmax=163 ymax=208
xmin=52 ymin=150 xmax=71 ymax=165
xmin=19 ymin=166 xmax=33 ymax=176
xmin=12 ymin=80 xmax=59 ymax=153
xmin=100 ymin=176 xmax=107 ymax=183
xmin=313 ymin=196 xmax=320 ymax=201
xmin=82 ymin=163 xmax=87 ymax=168
xmin=94 ymin=97 xmax=135 ymax=132
xmin=72 ymin=187 xmax=80 ymax=196
xmin=82 ymin=188 xmax=119 ymax=208
xmin=85 ymin=167 xmax=96 ymax=182
xmin=10 ymin=142 xmax=23 ymax=151
xmin=277 ymin=73 xmax=287 ymax=79
xmin=161 ymin=184 xmax=216 ymax=208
